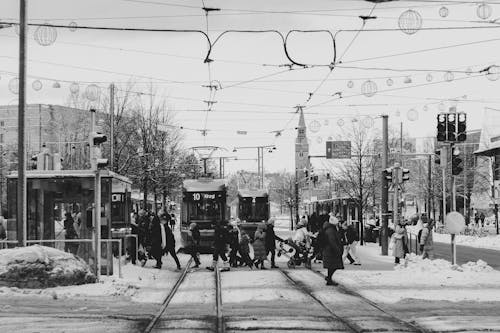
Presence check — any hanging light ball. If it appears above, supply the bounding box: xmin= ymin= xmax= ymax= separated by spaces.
xmin=386 ymin=78 xmax=394 ymax=86
xmin=69 ymin=21 xmax=78 ymax=32
xmin=439 ymin=6 xmax=449 ymax=18
xmin=32 ymin=80 xmax=43 ymax=91
xmin=438 ymin=102 xmax=446 ymax=111
xmin=466 ymin=67 xmax=473 ymax=76
xmin=444 ymin=71 xmax=454 ymax=82
xmin=34 ymin=24 xmax=58 ymax=46
xmin=324 ymin=119 xmax=329 ymax=126
xmin=337 ymin=118 xmax=345 ymax=127
xmin=407 ymin=109 xmax=419 ymax=121
xmin=69 ymin=82 xmax=79 ymax=95
xmin=486 ymin=65 xmax=500 ymax=81
xmin=347 ymin=80 xmax=354 ymax=89
xmin=426 ymin=73 xmax=433 ymax=82
xmin=477 ymin=3 xmax=492 ymax=20
xmin=398 ymin=9 xmax=423 ymax=35
xmin=309 ymin=120 xmax=321 ymax=133
xmin=404 ymin=76 xmax=412 ymax=84
xmin=52 ymin=81 xmax=61 ymax=88
xmin=316 ymin=137 xmax=323 ymax=144
xmin=85 ymin=84 xmax=101 ymax=101
xmin=361 ymin=80 xmax=377 ymax=97
xmin=423 ymin=105 xmax=429 ymax=112
xmin=9 ymin=77 xmax=19 ymax=94
xmin=362 ymin=116 xmax=374 ymax=129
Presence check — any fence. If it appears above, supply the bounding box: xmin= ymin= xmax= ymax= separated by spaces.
xmin=0 ymin=238 xmax=123 ymax=279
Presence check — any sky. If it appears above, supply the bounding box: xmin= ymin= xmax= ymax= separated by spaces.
xmin=1 ymin=0 xmax=500 ymax=174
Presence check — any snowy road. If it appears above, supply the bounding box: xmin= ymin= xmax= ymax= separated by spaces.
xmin=433 ymin=241 xmax=500 ymax=269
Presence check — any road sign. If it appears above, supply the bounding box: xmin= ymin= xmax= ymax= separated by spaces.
xmin=445 ymin=211 xmax=465 ymax=234
xmin=326 ymin=141 xmax=351 ymax=159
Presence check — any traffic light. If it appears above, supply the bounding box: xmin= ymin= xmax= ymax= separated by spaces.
xmin=457 ymin=112 xmax=467 ymax=142
xmin=437 ymin=114 xmax=446 ymax=142
xmin=96 ymin=158 xmax=109 ymax=168
xmin=91 ymin=132 xmax=107 ymax=146
xmin=326 ymin=172 xmax=331 ymax=180
xmin=447 ymin=113 xmax=456 ymax=141
xmin=304 ymin=169 xmax=309 ymax=178
xmin=452 ymin=147 xmax=463 ymax=175
xmin=90 ymin=131 xmax=108 ymax=170
xmin=402 ymin=168 xmax=410 ymax=182
xmin=383 ymin=167 xmax=393 ymax=182
xmin=31 ymin=154 xmax=39 ymax=170
xmin=434 ymin=149 xmax=441 ymax=165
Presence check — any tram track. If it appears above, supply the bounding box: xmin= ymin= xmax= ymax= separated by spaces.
xmin=215 ymin=265 xmax=225 ymax=333
xmin=142 ymin=257 xmax=193 ymax=333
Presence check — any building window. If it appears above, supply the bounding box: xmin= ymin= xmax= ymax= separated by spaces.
xmin=0 ymin=133 xmax=3 ymax=143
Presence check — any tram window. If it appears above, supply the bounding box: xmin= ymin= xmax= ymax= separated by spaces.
xmin=189 ymin=199 xmax=223 ymax=221
xmin=254 ymin=198 xmax=268 ymax=220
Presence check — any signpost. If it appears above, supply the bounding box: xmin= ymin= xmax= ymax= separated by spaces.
xmin=445 ymin=211 xmax=465 ymax=265
xmin=326 ymin=141 xmax=351 ymax=159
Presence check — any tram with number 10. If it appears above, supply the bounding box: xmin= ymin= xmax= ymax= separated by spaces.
xmin=180 ymin=178 xmax=229 ymax=250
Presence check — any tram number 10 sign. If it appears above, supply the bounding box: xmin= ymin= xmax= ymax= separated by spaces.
xmin=326 ymin=141 xmax=351 ymax=159
xmin=190 ymin=192 xmax=217 ymax=201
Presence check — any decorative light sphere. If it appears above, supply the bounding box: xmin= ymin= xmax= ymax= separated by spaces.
xmin=69 ymin=21 xmax=78 ymax=32
xmin=444 ymin=71 xmax=454 ymax=82
xmin=439 ymin=6 xmax=449 ymax=18
xmin=309 ymin=120 xmax=321 ymax=133
xmin=477 ymin=3 xmax=492 ymax=20
xmin=337 ymin=118 xmax=345 ymax=127
xmin=361 ymin=80 xmax=377 ymax=97
xmin=486 ymin=65 xmax=500 ymax=81
xmin=404 ymin=76 xmax=412 ymax=84
xmin=34 ymin=24 xmax=58 ymax=46
xmin=386 ymin=78 xmax=394 ymax=86
xmin=70 ymin=82 xmax=79 ymax=94
xmin=407 ymin=109 xmax=419 ymax=121
xmin=85 ymin=84 xmax=101 ymax=101
xmin=362 ymin=116 xmax=374 ymax=129
xmin=316 ymin=137 xmax=323 ymax=144
xmin=438 ymin=102 xmax=446 ymax=111
xmin=347 ymin=80 xmax=354 ymax=89
xmin=9 ymin=77 xmax=19 ymax=94
xmin=423 ymin=105 xmax=429 ymax=112
xmin=52 ymin=81 xmax=61 ymax=88
xmin=398 ymin=9 xmax=423 ymax=35
xmin=426 ymin=73 xmax=433 ymax=82
xmin=32 ymin=80 xmax=43 ymax=91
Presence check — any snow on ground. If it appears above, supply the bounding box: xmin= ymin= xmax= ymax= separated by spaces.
xmin=331 ymin=244 xmax=500 ymax=304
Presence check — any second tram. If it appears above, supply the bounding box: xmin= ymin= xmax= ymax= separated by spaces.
xmin=180 ymin=178 xmax=229 ymax=250
xmin=237 ymin=189 xmax=270 ymax=239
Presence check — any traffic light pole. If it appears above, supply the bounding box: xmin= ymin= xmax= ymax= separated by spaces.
xmin=381 ymin=115 xmax=389 ymax=255
xmin=90 ymin=108 xmax=101 ymax=279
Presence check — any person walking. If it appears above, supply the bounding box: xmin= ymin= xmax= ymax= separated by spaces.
xmin=474 ymin=212 xmax=480 ymax=227
xmin=392 ymin=221 xmax=409 ymax=265
xmin=227 ymin=224 xmax=241 ymax=267
xmin=207 ymin=221 xmax=230 ymax=271
xmin=342 ymin=221 xmax=361 ymax=265
xmin=419 ymin=219 xmax=434 ymax=259
xmin=479 ymin=212 xmax=486 ymax=228
xmin=187 ymin=223 xmax=201 ymax=268
xmin=159 ymin=213 xmax=182 ymax=271
xmin=265 ymin=218 xmax=284 ymax=268
xmin=253 ymin=223 xmax=268 ymax=269
xmin=322 ymin=215 xmax=344 ymax=286
xmin=239 ymin=231 xmax=254 ymax=269
xmin=137 ymin=209 xmax=151 ymax=266
xmin=63 ymin=212 xmax=79 ymax=255
xmin=0 ymin=217 xmax=7 ymax=249
xmin=169 ymin=213 xmax=176 ymax=231
xmin=150 ymin=214 xmax=164 ymax=269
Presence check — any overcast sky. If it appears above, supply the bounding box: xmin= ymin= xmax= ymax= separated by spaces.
xmin=1 ymin=0 xmax=500 ymax=173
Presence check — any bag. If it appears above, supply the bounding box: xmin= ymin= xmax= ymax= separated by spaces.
xmin=388 ymin=234 xmax=395 ymax=251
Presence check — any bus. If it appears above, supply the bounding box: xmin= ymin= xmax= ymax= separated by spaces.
xmin=180 ymin=178 xmax=229 ymax=250
xmin=237 ymin=189 xmax=270 ymax=239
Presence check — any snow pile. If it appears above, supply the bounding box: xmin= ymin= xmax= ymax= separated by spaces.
xmin=0 ymin=245 xmax=96 ymax=288
xmin=395 ymin=253 xmax=494 ymax=273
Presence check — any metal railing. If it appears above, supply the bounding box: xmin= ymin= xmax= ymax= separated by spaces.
xmin=0 ymin=239 xmax=19 ymax=249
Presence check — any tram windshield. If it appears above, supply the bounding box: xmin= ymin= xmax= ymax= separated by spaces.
xmin=186 ymin=192 xmax=224 ymax=221
xmin=239 ymin=196 xmax=268 ymax=222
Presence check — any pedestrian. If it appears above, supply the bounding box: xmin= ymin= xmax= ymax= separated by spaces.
xmin=169 ymin=213 xmax=176 ymax=231
xmin=265 ymin=218 xmax=284 ymax=268
xmin=128 ymin=211 xmax=139 ymax=264
xmin=160 ymin=213 xmax=181 ymax=270
xmin=322 ymin=214 xmax=344 ymax=286
xmin=63 ymin=212 xmax=79 ymax=255
xmin=474 ymin=212 xmax=480 ymax=227
xmin=480 ymin=212 xmax=486 ymax=228
xmin=419 ymin=219 xmax=434 ymax=260
xmin=187 ymin=223 xmax=201 ymax=268
xmin=341 ymin=221 xmax=361 ymax=265
xmin=0 ymin=217 xmax=7 ymax=250
xmin=252 ymin=223 xmax=268 ymax=269
xmin=150 ymin=214 xmax=164 ymax=269
xmin=239 ymin=231 xmax=254 ymax=269
xmin=227 ymin=224 xmax=241 ymax=267
xmin=137 ymin=209 xmax=151 ymax=266
xmin=207 ymin=221 xmax=230 ymax=271
xmin=392 ymin=220 xmax=409 ymax=265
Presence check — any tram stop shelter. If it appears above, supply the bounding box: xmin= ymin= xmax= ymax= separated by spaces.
xmin=6 ymin=170 xmax=132 ymax=274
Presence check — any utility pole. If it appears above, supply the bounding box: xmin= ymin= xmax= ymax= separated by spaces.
xmin=427 ymin=155 xmax=432 ymax=220
xmin=295 ymin=170 xmax=299 ymax=229
xmin=109 ymin=83 xmax=115 ymax=171
xmin=17 ymin=0 xmax=27 ymax=247
xmin=90 ymin=109 xmax=101 ymax=279
xmin=381 ymin=115 xmax=389 ymax=255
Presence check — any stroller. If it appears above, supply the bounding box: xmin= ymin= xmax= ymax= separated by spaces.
xmin=277 ymin=238 xmax=312 ymax=269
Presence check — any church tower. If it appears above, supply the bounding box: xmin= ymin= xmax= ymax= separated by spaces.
xmin=295 ymin=107 xmax=310 ymax=179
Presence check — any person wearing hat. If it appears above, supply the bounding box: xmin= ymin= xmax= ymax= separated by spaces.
xmin=160 ymin=213 xmax=181 ymax=271
xmin=322 ymin=212 xmax=344 ymax=286
xmin=265 ymin=218 xmax=284 ymax=268
xmin=187 ymin=222 xmax=201 ymax=268
xmin=392 ymin=220 xmax=409 ymax=265
xmin=207 ymin=221 xmax=230 ymax=271
xmin=253 ymin=223 xmax=268 ymax=269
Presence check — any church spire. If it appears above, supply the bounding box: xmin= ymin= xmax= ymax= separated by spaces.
xmin=298 ymin=105 xmax=306 ymax=131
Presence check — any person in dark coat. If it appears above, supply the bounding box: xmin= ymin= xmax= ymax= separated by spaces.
xmin=479 ymin=212 xmax=486 ymax=227
xmin=64 ymin=212 xmax=79 ymax=255
xmin=322 ymin=218 xmax=344 ymax=286
xmin=239 ymin=231 xmax=254 ymax=269
xmin=150 ymin=214 xmax=164 ymax=269
xmin=265 ymin=218 xmax=284 ymax=268
xmin=207 ymin=221 xmax=230 ymax=271
xmin=160 ymin=213 xmax=181 ymax=270
xmin=227 ymin=224 xmax=241 ymax=268
xmin=187 ymin=222 xmax=201 ymax=268
xmin=137 ymin=209 xmax=151 ymax=266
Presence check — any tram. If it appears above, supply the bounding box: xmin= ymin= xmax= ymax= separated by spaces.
xmin=304 ymin=197 xmax=358 ymax=223
xmin=236 ymin=189 xmax=270 ymax=239
xmin=180 ymin=178 xmax=229 ymax=250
